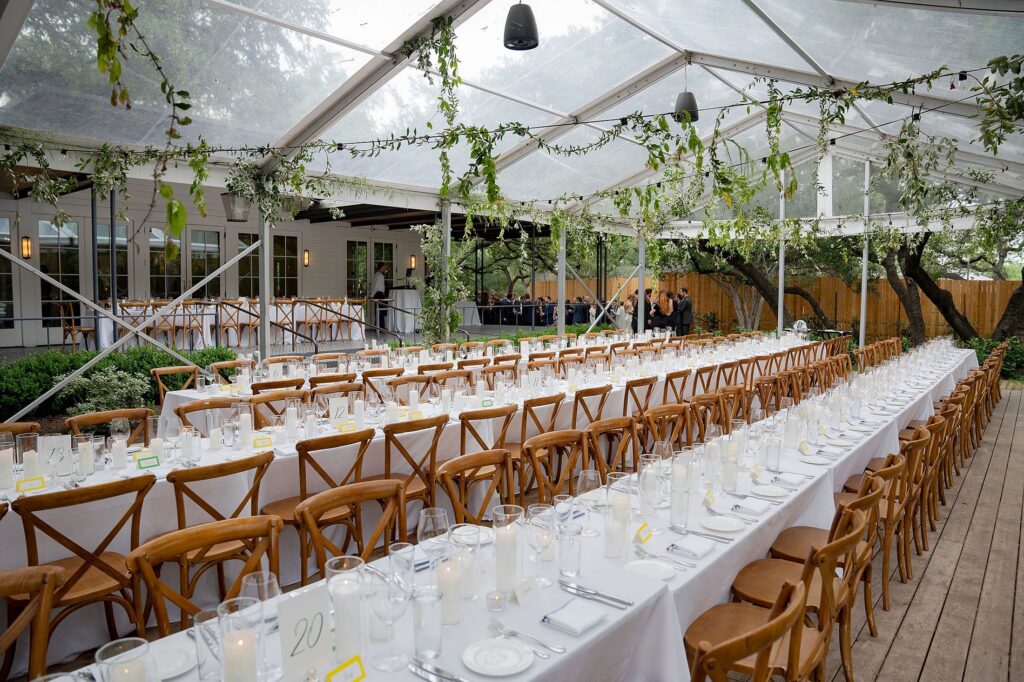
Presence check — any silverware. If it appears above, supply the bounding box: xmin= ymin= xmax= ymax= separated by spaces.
xmin=670 ymin=527 xmax=734 ymax=543
xmin=560 ymin=583 xmax=627 ymax=610
xmin=412 ymin=657 xmax=472 ymax=682
xmin=187 ymin=623 xmax=221 ymax=662
xmin=702 ymin=501 xmax=754 ymax=525
xmin=489 ymin=616 xmax=566 ymax=654
xmin=760 ymin=476 xmax=798 ymax=491
xmin=558 ymin=580 xmax=633 ymax=607
xmin=488 ymin=621 xmax=550 ymax=658
xmin=408 ymin=662 xmax=447 ymax=682
xmin=634 ymin=544 xmax=693 ymax=570
xmin=727 ymin=492 xmax=781 ymax=506
xmin=779 ymin=470 xmax=814 ymax=479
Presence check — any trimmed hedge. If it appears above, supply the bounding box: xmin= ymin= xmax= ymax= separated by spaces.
xmin=961 ymin=337 xmax=1024 ymax=380
xmin=0 ymin=345 xmax=235 ymax=420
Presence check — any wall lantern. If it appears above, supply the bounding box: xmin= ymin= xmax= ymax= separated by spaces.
xmin=303 ymin=249 xmax=310 ymax=267
xmin=21 ymin=236 xmax=31 ymax=259
xmin=409 ymin=254 xmax=417 ymax=269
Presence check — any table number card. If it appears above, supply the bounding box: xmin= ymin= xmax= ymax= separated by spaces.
xmin=38 ymin=434 xmax=73 ymax=477
xmin=277 ymin=585 xmax=332 ymax=680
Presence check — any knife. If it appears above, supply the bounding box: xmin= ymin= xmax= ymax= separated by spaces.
xmin=560 ymin=583 xmax=627 ymax=610
xmin=408 ymin=663 xmax=447 ymax=682
xmin=558 ymin=580 xmax=633 ymax=607
xmin=412 ymin=657 xmax=472 ymax=682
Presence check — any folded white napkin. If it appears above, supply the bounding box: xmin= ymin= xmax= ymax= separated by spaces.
xmin=730 ymin=497 xmax=771 ymax=516
xmin=774 ymin=473 xmax=805 ymax=486
xmin=542 ymin=598 xmax=607 ymax=636
xmin=667 ymin=535 xmax=714 ymax=559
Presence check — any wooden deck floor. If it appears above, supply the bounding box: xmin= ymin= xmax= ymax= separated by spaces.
xmin=825 ymin=388 xmax=1024 ymax=682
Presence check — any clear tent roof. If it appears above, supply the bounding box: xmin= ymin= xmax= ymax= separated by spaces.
xmin=1 ymin=0 xmax=1022 ymax=206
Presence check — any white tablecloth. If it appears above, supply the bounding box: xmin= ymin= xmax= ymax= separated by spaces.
xmin=388 ymin=290 xmax=421 ymax=333
xmin=455 ymin=300 xmax=482 ymax=327
xmin=97 ymin=305 xmax=217 ymax=349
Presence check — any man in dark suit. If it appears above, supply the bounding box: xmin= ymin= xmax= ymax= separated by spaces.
xmin=677 ymin=287 xmax=693 ymax=335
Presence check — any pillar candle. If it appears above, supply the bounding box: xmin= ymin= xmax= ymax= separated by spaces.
xmin=304 ymin=413 xmax=318 ymax=438
xmin=438 ymin=560 xmax=461 ymax=625
xmin=238 ymin=413 xmax=253 ymax=447
xmin=0 ymin=449 xmax=13 ymax=488
xmin=149 ymin=437 xmax=164 ymax=458
xmin=111 ymin=440 xmax=128 ymax=470
xmin=353 ymin=400 xmax=365 ymax=428
xmin=207 ymin=428 xmax=222 ymax=451
xmin=495 ymin=524 xmax=518 ymax=594
xmin=408 ymin=389 xmax=420 ymax=410
xmin=222 ymin=629 xmax=259 ymax=682
xmin=441 ymin=389 xmax=452 ymax=414
xmin=22 ymin=449 xmax=40 ymax=478
xmin=670 ymin=461 xmax=690 ymax=530
xmin=331 ymin=578 xmax=362 ymax=662
xmin=385 ymin=402 xmax=400 ymax=424
xmin=284 ymin=406 xmax=298 ymax=440
xmin=78 ymin=441 xmax=95 ymax=477
xmin=108 ymin=657 xmax=147 ymax=682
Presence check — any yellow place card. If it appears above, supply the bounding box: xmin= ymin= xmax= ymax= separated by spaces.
xmin=136 ymin=455 xmax=161 ymax=470
xmin=219 ymin=384 xmax=232 ymax=393
xmin=338 ymin=422 xmax=356 ymax=433
xmin=634 ymin=522 xmax=652 ymax=545
xmin=16 ymin=476 xmax=45 ymax=493
xmin=252 ymin=436 xmax=273 ymax=449
xmin=326 ymin=655 xmax=366 ymax=682
xmin=407 ymin=410 xmax=424 ymax=420
xmin=704 ymin=488 xmax=717 ymax=506
xmin=132 ymin=449 xmax=150 ymax=461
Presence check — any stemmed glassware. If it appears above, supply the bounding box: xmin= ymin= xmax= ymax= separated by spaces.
xmin=110 ymin=417 xmax=130 ymax=443
xmin=574 ymin=469 xmax=602 ymax=537
xmin=416 ymin=507 xmax=450 ymax=576
xmin=365 ymin=567 xmax=412 ymax=672
xmin=526 ymin=504 xmax=554 ymax=587
xmin=239 ymin=572 xmax=283 ymax=682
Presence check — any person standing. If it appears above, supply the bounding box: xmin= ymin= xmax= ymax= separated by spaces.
xmin=665 ymin=291 xmax=678 ymax=334
xmin=371 ymin=261 xmax=388 ymax=329
xmin=677 ymin=287 xmax=693 ymax=336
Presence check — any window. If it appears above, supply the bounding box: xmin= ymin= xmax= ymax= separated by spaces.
xmin=373 ymin=242 xmax=394 ymax=291
xmin=190 ymin=229 xmax=221 ymax=298
xmin=38 ymin=220 xmax=79 ymax=328
xmin=0 ymin=219 xmax=12 ymax=329
xmin=96 ymin=223 xmax=128 ymax=301
xmin=237 ymin=233 xmax=258 ymax=298
xmin=149 ymin=227 xmax=182 ymax=299
xmin=346 ymin=240 xmax=368 ymax=297
xmin=273 ymin=235 xmax=298 ymax=298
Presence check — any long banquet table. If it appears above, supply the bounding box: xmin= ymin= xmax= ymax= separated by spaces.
xmin=2 ymin=345 xmax=977 ymax=677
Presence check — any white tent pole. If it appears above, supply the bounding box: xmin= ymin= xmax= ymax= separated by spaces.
xmin=777 ymin=170 xmax=786 ymax=335
xmin=860 ymin=160 xmax=871 ymax=348
xmin=637 ymin=237 xmax=646 ymax=334
xmin=557 ymin=222 xmax=566 ymax=336
xmin=441 ymin=201 xmax=452 ymax=343
xmin=259 ymin=210 xmax=271 ymax=360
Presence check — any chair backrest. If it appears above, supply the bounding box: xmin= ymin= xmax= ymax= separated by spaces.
xmin=418 ymin=362 xmax=454 ymax=375
xmin=0 ymin=421 xmax=41 ymax=437
xmin=518 ymin=393 xmax=565 ymax=443
xmin=584 ymin=416 xmax=639 ymax=478
xmin=383 ymin=415 xmax=448 ymax=499
xmin=643 ymin=403 xmax=692 ymax=451
xmin=432 ymin=369 xmax=474 ymax=390
xmin=311 ymin=352 xmax=345 ymax=362
xmin=265 ymin=354 xmax=303 ymax=365
xmin=210 ymin=359 xmax=256 ymax=384
xmin=356 ymin=349 xmax=388 ymax=359
xmin=13 ymin=476 xmax=155 ymax=606
xmin=432 ymin=342 xmax=458 ymax=353
xmin=174 ymin=396 xmax=239 ymax=432
xmin=166 ymin=451 xmax=274 ymax=531
xmin=128 ymin=516 xmax=282 ymax=636
xmin=719 ymin=385 xmax=750 ymax=424
xmin=753 ymin=375 xmax=779 ymax=415
xmin=571 ymin=384 xmax=611 ymax=428
xmin=716 ymin=361 xmax=740 ymax=389
xmin=526 ymin=358 xmax=558 ymax=372
xmin=309 ymin=373 xmax=357 ymax=388
xmin=622 ymin=375 xmax=658 ymax=417
xmin=493 ymin=353 xmax=521 ymax=366
xmin=151 ymin=366 xmax=199 ymax=405
xmin=751 ymin=354 xmax=774 ymax=378
xmin=297 ymin=480 xmax=405 ymax=567
xmin=310 ymin=382 xmax=364 ymax=411
xmin=250 ymin=389 xmax=309 ymax=428
xmin=0 ymin=564 xmax=67 ymax=679
xmin=663 ymin=369 xmax=692 ymax=404
xmin=363 ymin=367 xmax=404 ymax=402
xmin=387 ymin=375 xmax=434 ymax=405
xmin=690 ymin=581 xmax=807 ymax=682
xmin=295 ymin=429 xmax=376 ymax=499
xmin=460 ymin=404 xmax=517 ymax=455
xmin=481 ymin=364 xmax=517 ymax=389
xmin=523 ymin=429 xmax=587 ymax=503
xmin=251 ymin=377 xmax=305 ymax=395
xmin=529 ymin=351 xmax=556 ymax=362
xmin=690 ymin=392 xmax=727 ymax=440
xmin=693 ymin=364 xmax=717 ymax=394
xmin=437 ymin=449 xmax=514 ymax=524
xmin=801 ymin=509 xmax=866 ymax=630
xmin=457 ymin=357 xmax=491 ymax=370
xmin=66 ymin=407 xmax=153 ymax=444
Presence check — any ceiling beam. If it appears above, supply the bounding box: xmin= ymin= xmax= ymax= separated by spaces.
xmin=0 ymin=0 xmax=33 ymax=72
xmin=590 ymin=0 xmax=985 ymax=120
xmin=344 ymin=209 xmax=436 ymax=226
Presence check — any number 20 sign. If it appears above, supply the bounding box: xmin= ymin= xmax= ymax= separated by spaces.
xmin=277 ymin=584 xmax=332 ymax=679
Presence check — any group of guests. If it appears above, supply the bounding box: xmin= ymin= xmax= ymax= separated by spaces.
xmin=620 ymin=287 xmax=694 ymax=335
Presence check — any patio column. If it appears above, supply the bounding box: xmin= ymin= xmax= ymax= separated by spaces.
xmin=557 ymin=221 xmax=566 ymax=335
xmin=860 ymin=160 xmax=871 ymax=348
xmin=637 ymin=236 xmax=646 ymax=333
xmin=441 ymin=200 xmax=451 ymax=342
xmin=259 ymin=209 xmax=271 ymax=359
xmin=109 ymin=190 xmax=118 ymax=316
xmin=90 ymin=189 xmax=99 ymax=308
xmin=777 ymin=171 xmax=786 ymax=335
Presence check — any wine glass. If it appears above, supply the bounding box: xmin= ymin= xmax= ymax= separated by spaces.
xmin=239 ymin=572 xmax=282 ymax=682
xmin=416 ymin=508 xmax=450 ymax=573
xmin=161 ymin=416 xmax=181 ymax=458
xmin=365 ymin=569 xmax=411 ymax=672
xmin=110 ymin=417 xmax=130 ymax=443
xmin=574 ymin=469 xmax=602 ymax=537
xmin=526 ymin=504 xmax=554 ymax=588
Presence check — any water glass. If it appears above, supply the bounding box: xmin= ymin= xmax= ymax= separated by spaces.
xmin=575 ymin=469 xmax=602 ymax=537
xmin=191 ymin=608 xmax=220 ymax=681
xmin=526 ymin=504 xmax=554 ymax=587
xmin=412 ymin=588 xmax=443 ymax=660
xmin=217 ymin=597 xmax=263 ymax=682
xmin=552 ymin=494 xmax=575 ymax=529
xmin=557 ymin=522 xmax=583 ymax=578
xmin=70 ymin=435 xmax=91 ymax=483
xmin=764 ymin=434 xmax=783 ymax=472
xmin=325 ymin=556 xmax=364 ymax=664
xmin=365 ymin=570 xmax=411 ymax=672
xmin=95 ymin=637 xmax=158 ymax=681
xmin=445 ymin=527 xmax=479 ymax=600
xmin=239 ymin=572 xmax=282 ymax=682
xmin=109 ymin=417 xmax=131 ymax=443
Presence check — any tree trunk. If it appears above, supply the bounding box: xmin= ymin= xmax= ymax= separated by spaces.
xmin=993 ymin=281 xmax=1024 ymax=341
xmin=881 ymin=250 xmax=926 ymax=346
xmin=900 ymin=234 xmax=979 ymax=341
xmin=784 ymin=285 xmax=834 ymax=329
xmin=722 ymin=252 xmax=793 ymax=326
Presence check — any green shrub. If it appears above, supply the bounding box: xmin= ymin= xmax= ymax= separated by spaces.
xmin=960 ymin=337 xmax=1024 ymax=380
xmin=57 ymin=366 xmax=149 ymax=419
xmin=0 ymin=345 xmax=235 ymax=420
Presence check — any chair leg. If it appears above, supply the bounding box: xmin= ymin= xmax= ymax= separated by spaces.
xmin=103 ymin=600 xmax=120 ymax=640
xmin=902 ymin=516 xmax=914 ymax=579
xmin=1 ymin=605 xmax=22 ymax=682
xmin=839 ymin=604 xmax=855 ymax=682
xmin=863 ymin=562 xmax=878 ymax=637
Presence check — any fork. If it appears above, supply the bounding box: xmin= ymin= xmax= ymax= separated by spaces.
xmin=489 ymin=616 xmax=565 ymax=654
xmin=703 ymin=502 xmax=754 ymax=525
xmin=727 ymin=492 xmax=781 ymax=506
xmin=634 ymin=543 xmax=694 ymax=570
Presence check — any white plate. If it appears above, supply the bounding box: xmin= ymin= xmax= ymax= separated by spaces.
xmin=462 ymin=638 xmax=535 ymax=676
xmin=800 ymin=456 xmax=832 ymax=465
xmin=624 ymin=559 xmax=675 ymax=581
xmin=825 ymin=437 xmax=855 ymax=448
xmin=451 ymin=525 xmax=495 ymax=546
xmin=845 ymin=424 xmax=874 ymax=434
xmin=700 ymin=516 xmax=745 ymax=533
xmin=750 ymin=484 xmax=789 ymax=498
xmin=156 ymin=643 xmax=196 ymax=679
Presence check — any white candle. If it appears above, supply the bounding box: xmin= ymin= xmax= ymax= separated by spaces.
xmin=438 ymin=560 xmax=461 ymax=624
xmin=78 ymin=442 xmax=95 ymax=477
xmin=207 ymin=429 xmax=222 ymax=451
xmin=445 ymin=350 xmax=453 ymax=363
xmin=222 ymin=628 xmax=259 ymax=682
xmin=670 ymin=465 xmax=690 ymax=531
xmin=108 ymin=657 xmax=147 ymax=682
xmin=330 ymin=578 xmax=362 ymax=662
xmin=457 ymin=550 xmax=477 ymax=600
xmin=22 ymin=449 xmax=40 ymax=478
xmin=0 ymin=449 xmax=13 ymax=488
xmin=408 ymin=389 xmax=420 ymax=410
xmin=284 ymin=407 xmax=298 ymax=440
xmin=441 ymin=389 xmax=452 ymax=414
xmin=111 ymin=440 xmax=128 ymax=470
xmin=304 ymin=413 xmax=318 ymax=438
xmin=495 ymin=525 xmax=518 ymax=593
xmin=353 ymin=400 xmax=365 ymax=428
xmin=149 ymin=437 xmax=164 ymax=458
xmin=475 ymin=381 xmax=485 ymax=398
xmin=385 ymin=402 xmax=400 ymax=424
xmin=238 ymin=413 xmax=253 ymax=447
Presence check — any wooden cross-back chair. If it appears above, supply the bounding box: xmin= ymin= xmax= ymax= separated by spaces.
xmin=298 ymin=301 xmax=327 ymax=341
xmin=751 ymin=354 xmax=774 ymax=378
xmin=66 ymin=408 xmax=153 ymax=445
xmin=210 ymin=359 xmax=256 ymax=384
xmin=526 ymin=359 xmax=558 ymax=373
xmin=310 ymin=382 xmax=364 ymax=413
xmin=418 ymin=362 xmax=454 ymax=375
xmin=853 ymin=348 xmax=869 ymax=373
xmin=736 ymin=357 xmax=756 ymax=389
xmin=217 ymin=302 xmax=244 ymax=346
xmin=10 ymin=476 xmax=155 ymax=651
xmin=151 ymin=366 xmax=199 ymax=406
xmin=0 ymin=561 xmax=65 ymax=680
xmin=492 ymin=353 xmax=521 ymax=366
xmin=362 ymin=367 xmax=404 ymax=402
xmin=481 ymin=364 xmax=517 ymax=390
xmin=297 ymin=480 xmax=407 ymax=567
xmin=715 ymin=361 xmax=740 ymax=390
xmin=528 ymin=351 xmax=556 ymax=362
xmin=261 ymin=429 xmax=375 ymax=585
xmin=504 ymin=392 xmax=565 ymax=504
xmin=585 ymin=344 xmax=608 ymax=357
xmin=775 ymin=370 xmax=801 ymax=405
xmin=128 ymin=516 xmax=281 ymax=637
xmin=162 ymin=452 xmax=273 ymax=622
xmin=251 ymin=377 xmax=304 ymax=395
xmin=622 ymin=375 xmax=658 ymax=418
xmin=387 ymin=374 xmax=435 ymax=404
xmin=0 ymin=422 xmax=41 ymax=437
xmin=571 ymin=384 xmax=611 ymax=429
xmin=693 ymin=364 xmax=717 ymax=395
xmin=523 ymin=429 xmax=587 ymax=503
xmin=559 ymin=347 xmax=584 ymax=358
xmin=752 ymin=376 xmax=780 ymax=416
xmin=460 ymin=341 xmax=484 ymax=352
xmin=643 ymin=403 xmax=692 ymax=452
xmin=355 ymin=348 xmax=388 ymax=360
xmin=432 ymin=369 xmax=473 ymax=390
xmin=378 ymin=415 xmax=448 ymax=535
xmin=438 ymin=449 xmax=514 ymax=525
xmin=58 ymin=302 xmax=96 ymax=351
xmin=460 ymin=404 xmax=517 ymax=455
xmin=432 ymin=342 xmax=458 ymax=353
xmin=396 ymin=345 xmax=424 ymax=356
xmin=457 ymin=357 xmax=491 ymax=371
xmin=663 ymin=369 xmax=692 ymax=404
xmin=585 ymin=352 xmax=610 ymax=370
xmin=309 ymin=373 xmax=357 ymax=389
xmin=719 ymin=385 xmax=750 ymax=425
xmin=175 ymin=396 xmax=241 ymax=433
xmin=684 ymin=580 xmax=807 ymax=682
xmin=585 ymin=416 xmax=639 ymax=478
xmin=250 ymin=389 xmax=308 ymax=429
xmin=272 ymin=300 xmax=296 ymax=344
xmin=265 ymin=354 xmax=304 ymax=366
xmin=558 ymin=355 xmax=583 ymax=377
xmin=690 ymin=392 xmax=728 ymax=441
